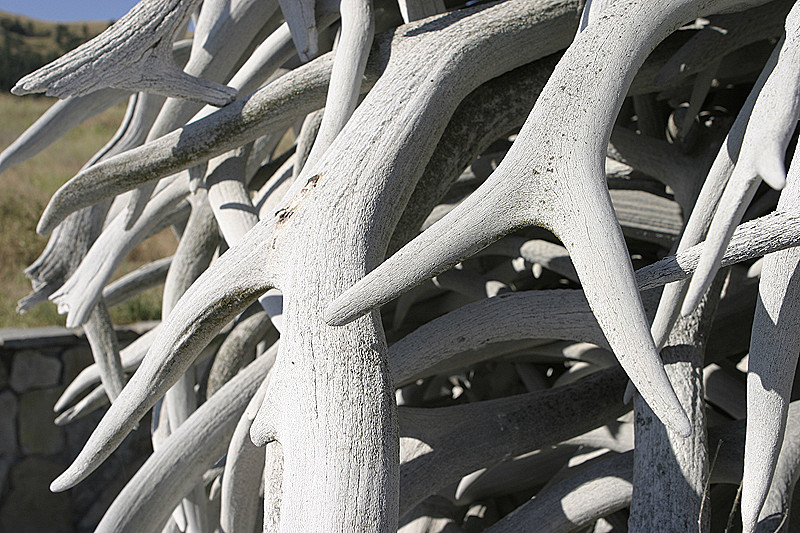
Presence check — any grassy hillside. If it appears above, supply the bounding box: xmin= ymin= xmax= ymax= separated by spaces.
xmin=0 ymin=93 xmax=177 ymax=328
xmin=0 ymin=11 xmax=112 ymax=91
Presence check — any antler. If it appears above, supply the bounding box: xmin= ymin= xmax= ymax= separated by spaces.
xmin=328 ymin=0 xmax=777 ymax=436
xmin=12 ymin=0 xmax=237 ymax=105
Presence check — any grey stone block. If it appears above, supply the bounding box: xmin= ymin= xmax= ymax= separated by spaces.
xmin=0 ymin=456 xmax=10 ymax=496
xmin=0 ymin=457 xmax=71 ymax=533
xmin=61 ymin=345 xmax=93 ymax=384
xmin=10 ymin=350 xmax=62 ymax=393
xmin=0 ymin=391 xmax=18 ymax=456
xmin=18 ymin=388 xmax=64 ymax=455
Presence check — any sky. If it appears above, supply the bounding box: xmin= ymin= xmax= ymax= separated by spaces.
xmin=1 ymin=0 xmax=138 ymax=23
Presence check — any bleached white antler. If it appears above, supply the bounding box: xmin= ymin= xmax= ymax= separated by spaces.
xmin=328 ymin=0 xmax=779 ymax=436
xmin=681 ymin=0 xmax=800 ymax=317
xmin=12 ymin=0 xmax=237 ymax=106
xmin=742 ymin=137 xmax=800 ymax=532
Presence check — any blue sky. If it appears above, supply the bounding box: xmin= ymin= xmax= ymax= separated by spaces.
xmin=1 ymin=0 xmax=138 ymax=23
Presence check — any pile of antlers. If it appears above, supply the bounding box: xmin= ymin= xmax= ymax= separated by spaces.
xmin=4 ymin=0 xmax=800 ymax=530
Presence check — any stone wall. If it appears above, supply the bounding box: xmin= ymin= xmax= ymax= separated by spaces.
xmin=0 ymin=325 xmax=155 ymax=533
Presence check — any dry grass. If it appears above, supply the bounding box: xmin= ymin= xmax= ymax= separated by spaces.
xmin=0 ymin=93 xmax=177 ymax=327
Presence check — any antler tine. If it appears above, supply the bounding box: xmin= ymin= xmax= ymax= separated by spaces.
xmin=648 ymin=100 xmax=751 ymax=349
xmin=646 ymin=5 xmax=782 ymax=347
xmin=398 ymin=367 xmax=629 ymax=515
xmin=55 ymin=326 xmax=160 ymax=413
xmin=54 ymin=384 xmax=109 ymax=426
xmin=390 ymin=205 xmax=800 ymax=392
xmin=1 ymin=39 xmax=194 ymax=179
xmin=103 ymin=256 xmax=173 ymax=308
xmin=122 ymin=0 xmax=281 ymax=229
xmin=18 ymin=91 xmax=169 ymax=320
xmin=0 ymin=88 xmax=128 ymax=176
xmin=206 ymin=309 xmax=275 ymax=397
xmin=300 ymin=0 xmax=375 ymax=174
xmin=219 ymin=375 xmax=272 ymax=533
xmin=49 ymin=221 xmax=278 ymax=492
xmin=12 ymin=0 xmax=237 ymax=106
xmin=752 ymin=403 xmax=800 ymax=532
xmin=330 ymin=0 xmax=777 ymax=436
xmin=39 ymin=0 xmax=573 ymax=236
xmin=326 ymin=178 xmax=522 ymax=327
xmin=175 ymin=0 xmax=343 ymax=134
xmin=279 ymin=0 xmax=319 ymax=62
xmin=484 ymin=406 xmax=800 ymax=532
xmin=203 ymin=141 xmax=292 ymax=331
xmin=655 ymin=0 xmax=794 ymax=87
xmin=486 ymin=451 xmax=634 ymax=532
xmin=94 ymin=349 xmax=276 ymax=533
xmin=681 ymin=3 xmax=800 ymax=316
xmin=389 ymin=288 xmax=612 ymax=387
xmin=158 ymin=190 xmax=221 ymax=531
xmin=83 ymin=301 xmax=126 ymax=401
xmin=454 ymin=422 xmax=634 ymax=505
xmin=204 ymin=146 xmax=259 ymax=245
xmin=49 ymin=177 xmax=189 ymax=328
xmin=150 ymin=0 xmax=281 ymax=134
xmin=635 ymin=209 xmax=800 ymax=290
xmin=35 ymin=51 xmax=342 ymax=236
xmin=741 ymin=140 xmax=800 ymax=532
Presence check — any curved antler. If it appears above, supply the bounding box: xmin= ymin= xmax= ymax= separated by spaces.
xmin=328 ymin=0 xmax=777 ymax=436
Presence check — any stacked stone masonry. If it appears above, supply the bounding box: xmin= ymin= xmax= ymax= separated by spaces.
xmin=0 ymin=325 xmax=155 ymax=533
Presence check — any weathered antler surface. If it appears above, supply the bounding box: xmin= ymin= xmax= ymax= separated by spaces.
xmin=0 ymin=39 xmax=193 ymax=177
xmin=681 ymin=0 xmax=800 ymax=315
xmin=0 ymin=88 xmax=128 ymax=175
xmin=103 ymin=256 xmax=173 ymax=308
xmin=327 ymin=0 xmax=776 ymax=435
xmin=123 ymin=0 xmax=282 ymax=228
xmin=300 ymin=0 xmax=374 ymax=172
xmin=219 ymin=375 xmax=271 ymax=533
xmin=94 ymin=348 xmax=276 ymax=533
xmin=630 ymin=273 xmax=722 ymax=531
xmin=50 ymin=177 xmax=190 ymax=327
xmin=655 ymin=0 xmax=794 ymax=86
xmin=9 ymin=0 xmax=800 ymax=531
xmin=49 ymin=4 xmax=590 ymax=533
xmin=12 ymin=0 xmax=237 ymax=105
xmin=742 ymin=145 xmax=800 ymax=531
xmin=397 ymin=367 xmax=629 ymax=515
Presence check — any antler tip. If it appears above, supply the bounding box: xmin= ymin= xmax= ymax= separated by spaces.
xmin=673 ymin=413 xmax=692 ymax=438
xmin=10 ymin=76 xmax=37 ymax=95
xmin=757 ymin=157 xmax=787 ymax=191
xmin=37 ymin=204 xmax=60 ymax=236
xmin=205 ymin=85 xmax=238 ymax=107
xmin=643 ymin=376 xmax=692 ymax=437
xmin=680 ymin=293 xmax=700 ymax=319
xmin=50 ymin=470 xmax=76 ymax=493
xmin=623 ymin=381 xmax=636 ymax=404
xmin=324 ymin=299 xmax=360 ymax=327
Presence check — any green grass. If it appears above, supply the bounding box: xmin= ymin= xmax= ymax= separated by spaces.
xmin=0 ymin=93 xmax=176 ymax=328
